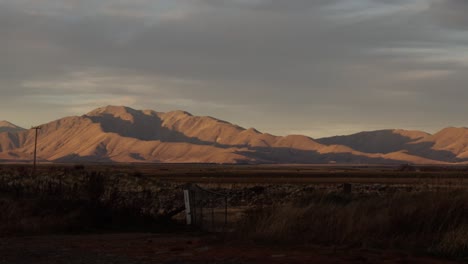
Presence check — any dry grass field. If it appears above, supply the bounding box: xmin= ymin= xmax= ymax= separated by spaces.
xmin=1 ymin=163 xmax=468 ymax=263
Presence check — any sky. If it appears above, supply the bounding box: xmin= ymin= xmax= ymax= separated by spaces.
xmin=1 ymin=0 xmax=468 ymax=138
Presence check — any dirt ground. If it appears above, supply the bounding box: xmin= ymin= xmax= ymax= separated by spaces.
xmin=0 ymin=233 xmax=461 ymax=264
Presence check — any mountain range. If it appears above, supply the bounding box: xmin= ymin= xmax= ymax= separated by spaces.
xmin=0 ymin=105 xmax=467 ymax=164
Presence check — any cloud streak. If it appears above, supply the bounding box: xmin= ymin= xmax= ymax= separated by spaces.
xmin=1 ymin=0 xmax=468 ymax=137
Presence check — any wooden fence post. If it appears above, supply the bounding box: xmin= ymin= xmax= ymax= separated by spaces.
xmin=183 ymin=189 xmax=192 ymax=225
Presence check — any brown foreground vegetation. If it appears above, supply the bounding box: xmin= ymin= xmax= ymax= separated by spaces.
xmin=1 ymin=164 xmax=468 ymax=263
xmin=0 ymin=165 xmax=185 ymax=236
xmin=237 ymin=191 xmax=468 ymax=259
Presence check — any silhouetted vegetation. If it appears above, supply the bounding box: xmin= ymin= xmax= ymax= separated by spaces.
xmin=1 ymin=164 xmax=468 ymax=261
xmin=237 ymin=191 xmax=468 ymax=259
xmin=0 ymin=166 xmax=184 ymax=236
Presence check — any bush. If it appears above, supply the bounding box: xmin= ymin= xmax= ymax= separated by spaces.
xmin=237 ymin=191 xmax=468 ymax=259
xmin=0 ymin=168 xmax=184 ymax=236
xmin=434 ymin=225 xmax=468 ymax=258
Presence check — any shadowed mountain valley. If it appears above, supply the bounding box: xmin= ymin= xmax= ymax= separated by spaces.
xmin=0 ymin=106 xmax=467 ymax=164
xmin=317 ymin=129 xmax=465 ymax=162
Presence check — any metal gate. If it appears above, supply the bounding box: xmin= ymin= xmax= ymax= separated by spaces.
xmin=183 ymin=184 xmax=228 ymax=231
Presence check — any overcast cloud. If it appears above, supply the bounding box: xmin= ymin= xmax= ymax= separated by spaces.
xmin=2 ymin=0 xmax=468 ymax=137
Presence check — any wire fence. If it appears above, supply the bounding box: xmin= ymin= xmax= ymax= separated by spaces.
xmin=184 ymin=184 xmax=228 ymax=232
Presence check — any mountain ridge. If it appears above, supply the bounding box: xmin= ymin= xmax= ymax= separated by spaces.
xmin=0 ymin=121 xmax=25 ymax=134
xmin=0 ymin=105 xmax=465 ymax=164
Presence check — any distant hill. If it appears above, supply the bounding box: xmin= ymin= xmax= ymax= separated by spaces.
xmin=0 ymin=106 xmax=461 ymax=164
xmin=317 ymin=128 xmax=468 ymax=163
xmin=317 ymin=129 xmax=430 ymax=154
xmin=0 ymin=121 xmax=25 ymax=133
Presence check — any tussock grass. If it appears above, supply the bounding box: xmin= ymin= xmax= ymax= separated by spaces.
xmin=237 ymin=191 xmax=468 ymax=259
xmin=0 ymin=168 xmax=184 ymax=236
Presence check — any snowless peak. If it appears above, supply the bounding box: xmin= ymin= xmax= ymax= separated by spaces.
xmin=392 ymin=129 xmax=431 ymax=140
xmin=0 ymin=121 xmax=20 ymax=128
xmin=84 ymin=105 xmax=145 ymax=123
xmin=434 ymin=126 xmax=468 ymax=135
xmin=0 ymin=121 xmax=25 ymax=133
xmin=167 ymin=110 xmax=193 ymax=117
xmin=246 ymin=128 xmax=261 ymax=133
xmin=86 ymin=105 xmax=136 ymax=116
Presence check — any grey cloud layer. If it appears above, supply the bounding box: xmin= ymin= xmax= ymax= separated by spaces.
xmin=1 ymin=0 xmax=468 ymax=136
xmin=429 ymin=0 xmax=468 ymax=30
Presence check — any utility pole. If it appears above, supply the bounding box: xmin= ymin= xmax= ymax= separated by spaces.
xmin=31 ymin=126 xmax=42 ymax=177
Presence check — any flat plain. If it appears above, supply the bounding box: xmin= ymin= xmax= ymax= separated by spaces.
xmin=1 ymin=164 xmax=468 ymax=263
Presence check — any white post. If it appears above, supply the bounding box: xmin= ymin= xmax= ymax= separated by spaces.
xmin=184 ymin=189 xmax=192 ymax=225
